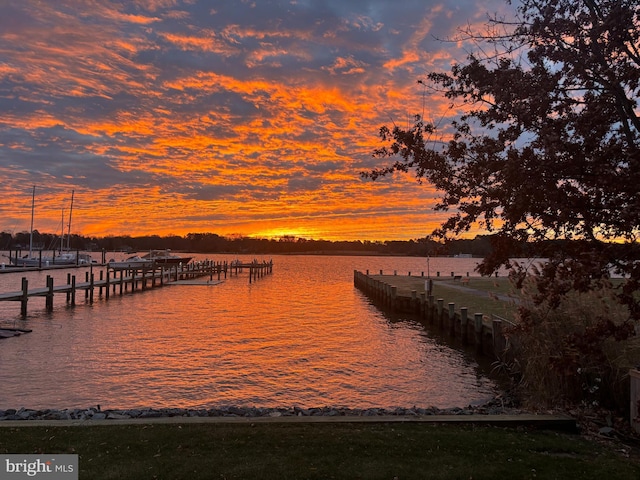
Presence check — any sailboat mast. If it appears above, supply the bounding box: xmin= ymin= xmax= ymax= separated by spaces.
xmin=66 ymin=190 xmax=74 ymax=250
xmin=60 ymin=208 xmax=65 ymax=253
xmin=29 ymin=185 xmax=35 ymax=258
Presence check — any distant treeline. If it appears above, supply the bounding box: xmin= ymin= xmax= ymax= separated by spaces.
xmin=0 ymin=230 xmax=624 ymax=259
xmin=1 ymin=230 xmax=497 ymax=256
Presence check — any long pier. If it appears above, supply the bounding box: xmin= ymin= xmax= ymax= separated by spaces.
xmin=0 ymin=259 xmax=273 ymax=316
xmin=353 ymin=270 xmax=510 ymax=361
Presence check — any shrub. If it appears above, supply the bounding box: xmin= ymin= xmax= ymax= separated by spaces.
xmin=505 ymin=268 xmax=639 ymax=415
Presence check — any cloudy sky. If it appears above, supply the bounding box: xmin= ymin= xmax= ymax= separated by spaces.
xmin=0 ymin=0 xmax=510 ymax=241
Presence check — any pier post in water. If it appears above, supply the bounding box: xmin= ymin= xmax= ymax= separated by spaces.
xmin=46 ymin=275 xmax=54 ymax=311
xmin=71 ymin=275 xmax=76 ymax=306
xmin=20 ymin=277 xmax=28 ymax=316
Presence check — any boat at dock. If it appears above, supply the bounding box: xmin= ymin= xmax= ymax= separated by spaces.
xmin=141 ymin=249 xmax=192 ymax=265
xmin=8 ymin=251 xmax=92 ymax=267
xmin=107 ymin=256 xmax=152 ymax=270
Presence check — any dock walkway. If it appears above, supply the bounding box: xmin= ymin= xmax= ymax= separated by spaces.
xmin=0 ymin=259 xmax=273 ymax=316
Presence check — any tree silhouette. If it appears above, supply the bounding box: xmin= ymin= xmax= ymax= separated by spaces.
xmin=365 ymin=0 xmax=640 ymax=318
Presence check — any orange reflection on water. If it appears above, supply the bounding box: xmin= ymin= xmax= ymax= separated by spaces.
xmin=0 ymin=255 xmax=498 ymax=410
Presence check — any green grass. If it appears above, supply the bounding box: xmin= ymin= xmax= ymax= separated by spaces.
xmin=1 ymin=422 xmax=638 ymax=479
xmin=432 ymin=279 xmax=520 ymax=321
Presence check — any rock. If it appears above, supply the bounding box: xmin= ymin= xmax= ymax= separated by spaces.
xmin=0 ymin=415 xmax=21 ymax=421
xmin=106 ymin=412 xmax=130 ymax=420
xmin=18 ymin=410 xmax=35 ymax=420
xmin=0 ymin=394 xmax=522 ymax=421
xmin=139 ymin=410 xmax=163 ymax=418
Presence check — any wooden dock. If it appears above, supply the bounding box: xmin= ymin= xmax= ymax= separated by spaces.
xmin=0 ymin=259 xmax=273 ymax=316
xmin=353 ymin=270 xmax=510 ymax=361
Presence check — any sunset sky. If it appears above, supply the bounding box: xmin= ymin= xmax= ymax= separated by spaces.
xmin=0 ymin=0 xmax=511 ymax=241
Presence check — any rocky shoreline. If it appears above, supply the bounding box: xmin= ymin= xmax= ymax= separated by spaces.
xmin=1 ymin=398 xmax=521 ymax=421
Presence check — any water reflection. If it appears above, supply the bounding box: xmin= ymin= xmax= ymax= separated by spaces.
xmin=0 ymin=254 xmax=499 ymax=409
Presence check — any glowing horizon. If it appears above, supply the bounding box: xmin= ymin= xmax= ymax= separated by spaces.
xmin=0 ymin=1 xmax=511 ymax=242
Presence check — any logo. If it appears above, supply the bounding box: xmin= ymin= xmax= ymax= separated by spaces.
xmin=1 ymin=455 xmax=77 ymax=479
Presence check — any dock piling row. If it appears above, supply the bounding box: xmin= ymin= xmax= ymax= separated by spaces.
xmin=354 ymin=270 xmax=509 ymax=361
xmin=0 ymin=259 xmax=274 ymax=316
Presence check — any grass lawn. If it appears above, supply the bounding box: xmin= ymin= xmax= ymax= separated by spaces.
xmin=431 ymin=279 xmax=520 ymax=320
xmin=1 ymin=422 xmax=639 ymax=479
xmin=370 ymin=274 xmax=521 ymax=320
xmin=369 ymin=274 xmax=634 ymax=323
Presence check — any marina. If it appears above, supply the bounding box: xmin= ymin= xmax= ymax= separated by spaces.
xmin=0 ymin=258 xmax=273 ymax=316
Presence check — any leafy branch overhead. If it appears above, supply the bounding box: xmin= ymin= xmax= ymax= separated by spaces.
xmin=365 ymin=0 xmax=639 ymax=283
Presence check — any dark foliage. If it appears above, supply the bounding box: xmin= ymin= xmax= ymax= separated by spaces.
xmin=364 ymin=0 xmax=640 ymax=320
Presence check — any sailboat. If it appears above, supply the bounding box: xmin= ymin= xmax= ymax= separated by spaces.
xmin=9 ymin=188 xmax=91 ymax=267
xmin=53 ymin=190 xmax=92 ymax=265
xmin=8 ymin=186 xmax=41 ymax=266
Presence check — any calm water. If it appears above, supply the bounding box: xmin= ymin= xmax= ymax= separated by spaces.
xmin=0 ymin=254 xmax=506 ymax=410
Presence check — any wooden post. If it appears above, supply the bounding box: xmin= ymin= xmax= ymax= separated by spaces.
xmin=474 ymin=313 xmax=484 ymax=352
xmin=425 ymin=279 xmax=433 ymax=296
xmin=391 ymin=286 xmax=397 ymax=312
xmin=71 ymin=275 xmax=76 ymax=305
xmin=437 ymin=299 xmax=444 ymax=326
xmin=448 ymin=302 xmax=455 ymax=335
xmin=89 ymin=273 xmax=94 ymax=303
xmin=85 ymin=271 xmax=90 ymax=299
xmin=105 ymin=268 xmax=110 ymax=300
xmin=460 ymin=308 xmax=468 ymax=344
xmin=66 ymin=273 xmax=72 ymax=302
xmin=99 ymin=270 xmax=104 ymax=296
xmin=46 ymin=275 xmax=54 ymax=311
xmin=20 ymin=277 xmax=28 ymax=316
